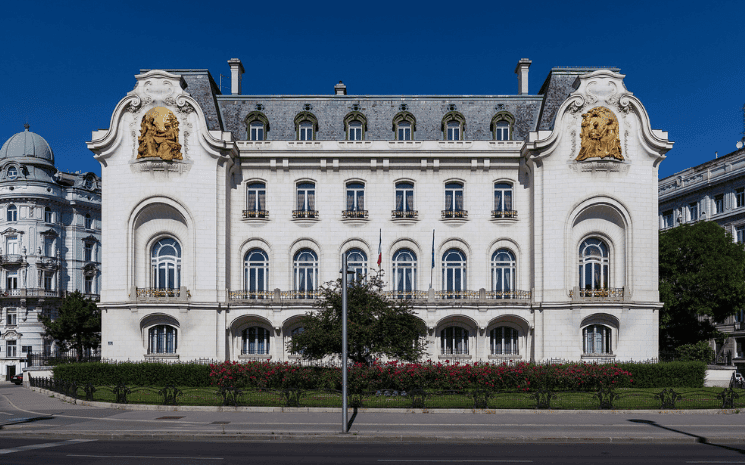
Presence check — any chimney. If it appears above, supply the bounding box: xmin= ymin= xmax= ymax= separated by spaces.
xmin=514 ymin=58 xmax=532 ymax=95
xmin=227 ymin=58 xmax=245 ymax=95
xmin=334 ymin=81 xmax=347 ymax=95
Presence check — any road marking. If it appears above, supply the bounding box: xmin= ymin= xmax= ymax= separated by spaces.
xmin=378 ymin=461 xmax=532 ymax=463
xmin=687 ymin=462 xmax=745 ymax=464
xmin=0 ymin=439 xmax=97 ymax=455
xmin=69 ymin=455 xmax=223 ymax=460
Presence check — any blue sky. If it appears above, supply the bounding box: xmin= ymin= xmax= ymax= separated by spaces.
xmin=1 ymin=0 xmax=744 ymax=179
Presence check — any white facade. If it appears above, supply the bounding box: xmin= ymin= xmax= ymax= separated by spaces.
xmin=88 ymin=61 xmax=672 ymax=363
xmin=0 ymin=126 xmax=101 ymax=379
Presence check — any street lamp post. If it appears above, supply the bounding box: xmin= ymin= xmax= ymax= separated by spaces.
xmin=341 ymin=253 xmax=354 ymax=433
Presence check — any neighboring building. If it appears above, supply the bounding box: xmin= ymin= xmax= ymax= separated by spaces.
xmin=88 ymin=59 xmax=671 ymax=363
xmin=0 ymin=126 xmax=101 ymax=380
xmin=658 ymin=144 xmax=745 ymax=368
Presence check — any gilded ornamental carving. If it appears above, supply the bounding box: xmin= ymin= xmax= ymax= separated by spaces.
xmin=576 ymin=107 xmax=623 ymax=162
xmin=137 ymin=107 xmax=182 ymax=161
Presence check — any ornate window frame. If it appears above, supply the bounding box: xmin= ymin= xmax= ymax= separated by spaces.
xmin=245 ymin=111 xmax=269 ymax=141
xmin=343 ymin=111 xmax=367 ymax=141
xmin=490 ymin=111 xmax=515 ymax=141
xmin=294 ymin=111 xmax=318 ymax=141
xmin=392 ymin=111 xmax=416 ymax=140
xmin=441 ymin=111 xmax=466 ymax=141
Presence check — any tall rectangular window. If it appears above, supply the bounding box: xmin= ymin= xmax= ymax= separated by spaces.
xmin=5 ymin=236 xmax=18 ymax=255
xmin=246 ymin=182 xmax=266 ymax=212
xmin=394 ymin=182 xmax=415 ymax=217
xmin=6 ymin=271 xmax=18 ymax=290
xmin=44 ymin=207 xmax=53 ymax=223
xmin=84 ymin=275 xmax=93 ymax=294
xmin=493 ymin=182 xmax=514 ymax=215
xmin=345 ymin=182 xmax=365 ymax=212
xmin=6 ymin=340 xmax=16 ymax=357
xmin=715 ymin=194 xmax=724 ymax=214
xmin=84 ymin=242 xmax=93 ymax=262
xmin=446 ymin=121 xmax=460 ymax=141
xmin=348 ymin=121 xmax=363 ymax=141
xmin=296 ymin=183 xmax=315 ymax=211
xmin=249 ymin=122 xmax=265 ymax=141
xmin=298 ymin=122 xmax=313 ymax=141
xmin=44 ymin=272 xmax=54 ymax=291
xmin=737 ymin=226 xmax=745 ymax=244
xmin=737 ymin=188 xmax=745 ymax=208
xmin=397 ymin=122 xmax=411 ymax=141
xmin=688 ymin=202 xmax=698 ymax=222
xmin=444 ymin=183 xmax=464 ymax=212
xmin=6 ymin=309 xmax=16 ymax=326
xmin=662 ymin=210 xmax=673 ymax=229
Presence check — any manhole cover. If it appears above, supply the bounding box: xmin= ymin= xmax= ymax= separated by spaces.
xmin=156 ymin=416 xmax=184 ymax=420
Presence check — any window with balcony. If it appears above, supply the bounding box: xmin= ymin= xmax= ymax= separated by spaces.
xmin=244 ymin=249 xmax=269 ymax=298
xmin=490 ymin=327 xmax=518 ymax=355
xmin=6 ymin=235 xmax=19 ymax=255
xmin=84 ymin=242 xmax=93 ymax=262
xmin=6 ymin=271 xmax=18 ymax=290
xmin=294 ymin=182 xmax=317 ymax=218
xmin=44 ymin=207 xmax=53 ymax=223
xmin=6 ymin=340 xmax=17 ymax=357
xmin=243 ymin=327 xmax=270 ymax=355
xmin=715 ymin=194 xmax=724 ymax=214
xmin=245 ymin=182 xmax=267 ymax=218
xmin=493 ymin=182 xmax=515 ymax=218
xmin=441 ymin=326 xmax=468 ymax=355
xmin=491 ymin=249 xmax=515 ymax=298
xmin=443 ymin=182 xmax=466 ymax=218
xmin=393 ymin=182 xmax=416 ymax=218
xmin=148 ymin=325 xmax=177 ymax=354
xmin=392 ymin=249 xmax=417 ymax=298
xmin=151 ymin=238 xmax=181 ymax=290
xmin=583 ymin=324 xmax=612 ymax=355
xmin=579 ymin=238 xmax=609 ymax=293
xmin=442 ymin=249 xmax=466 ymax=298
xmin=293 ymin=249 xmax=318 ymax=298
xmin=393 ymin=111 xmax=416 ymax=141
xmin=6 ymin=205 xmax=17 ymax=222
xmin=343 ymin=182 xmax=366 ymax=218
xmin=345 ymin=249 xmax=367 ymax=281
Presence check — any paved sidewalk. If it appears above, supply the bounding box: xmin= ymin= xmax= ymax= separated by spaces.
xmin=0 ymin=383 xmax=743 ymax=443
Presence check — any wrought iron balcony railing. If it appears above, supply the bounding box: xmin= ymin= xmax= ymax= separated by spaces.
xmin=228 ymin=290 xmax=274 ymax=300
xmin=391 ymin=210 xmax=418 ymax=219
xmin=135 ymin=287 xmax=191 ymax=301
xmin=242 ymin=210 xmax=269 ymax=219
xmin=441 ymin=209 xmax=468 ymax=219
xmin=292 ymin=210 xmax=319 ymax=219
xmin=569 ymin=287 xmax=625 ymax=301
xmin=0 ymin=254 xmax=24 ymax=265
xmin=491 ymin=210 xmax=518 ymax=219
xmin=342 ymin=209 xmax=368 ymax=219
xmin=229 ymin=288 xmax=531 ymax=303
xmin=0 ymin=288 xmax=61 ymax=298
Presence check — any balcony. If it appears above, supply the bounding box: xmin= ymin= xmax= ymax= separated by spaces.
xmin=342 ymin=209 xmax=368 ymax=219
xmin=134 ymin=286 xmax=190 ymax=303
xmin=0 ymin=254 xmax=24 ymax=266
xmin=228 ymin=288 xmax=531 ymax=304
xmin=292 ymin=210 xmax=319 ymax=219
xmin=0 ymin=288 xmax=61 ymax=298
xmin=491 ymin=210 xmax=518 ymax=219
xmin=228 ymin=288 xmax=322 ymax=303
xmin=84 ymin=293 xmax=100 ymax=302
xmin=441 ymin=210 xmax=468 ymax=219
xmin=391 ymin=210 xmax=418 ymax=219
xmin=570 ymin=287 xmax=626 ymax=302
xmin=242 ymin=210 xmax=269 ymax=219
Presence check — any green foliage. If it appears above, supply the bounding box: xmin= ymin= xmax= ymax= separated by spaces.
xmin=287 ymin=273 xmax=427 ymax=365
xmin=675 ymin=341 xmax=715 ymax=363
xmin=617 ymin=361 xmax=706 ymax=388
xmin=40 ymin=291 xmax=101 ymax=358
xmin=659 ymin=222 xmax=745 ymax=350
xmin=53 ymin=362 xmax=212 ymax=387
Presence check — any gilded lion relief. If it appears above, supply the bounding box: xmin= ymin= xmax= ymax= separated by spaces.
xmin=576 ymin=106 xmax=623 ymax=162
xmin=137 ymin=107 xmax=182 ymax=161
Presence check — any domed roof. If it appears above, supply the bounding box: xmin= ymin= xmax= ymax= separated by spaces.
xmin=0 ymin=125 xmax=55 ymax=164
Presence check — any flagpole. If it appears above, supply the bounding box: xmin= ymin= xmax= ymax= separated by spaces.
xmin=430 ymin=229 xmax=434 ymax=289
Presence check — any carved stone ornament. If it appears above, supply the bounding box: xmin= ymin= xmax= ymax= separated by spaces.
xmin=576 ymin=107 xmax=623 ymax=162
xmin=137 ymin=107 xmax=183 ymax=161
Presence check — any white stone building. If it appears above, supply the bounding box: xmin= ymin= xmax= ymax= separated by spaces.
xmin=0 ymin=126 xmax=101 ymax=380
xmin=88 ymin=59 xmax=671 ymax=363
xmin=658 ymin=143 xmax=745 ymax=368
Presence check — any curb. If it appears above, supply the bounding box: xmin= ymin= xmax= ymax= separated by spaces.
xmin=28 ymin=386 xmax=742 ymax=415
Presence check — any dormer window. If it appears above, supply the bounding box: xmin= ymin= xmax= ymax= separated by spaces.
xmin=294 ymin=112 xmax=318 ymax=141
xmin=393 ymin=111 xmax=416 ymax=141
xmin=245 ymin=111 xmax=269 ymax=141
xmin=491 ymin=111 xmax=515 ymax=141
xmin=442 ymin=111 xmax=466 ymax=141
xmin=6 ymin=166 xmax=17 ymax=180
xmin=447 ymin=121 xmax=461 ymax=141
xmin=344 ymin=111 xmax=367 ymax=141
xmin=250 ymin=122 xmax=265 ymax=141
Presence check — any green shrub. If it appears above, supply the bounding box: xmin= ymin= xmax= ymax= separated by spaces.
xmin=617 ymin=361 xmax=706 ymax=388
xmin=53 ymin=362 xmax=211 ymax=387
xmin=675 ymin=341 xmax=715 ymax=363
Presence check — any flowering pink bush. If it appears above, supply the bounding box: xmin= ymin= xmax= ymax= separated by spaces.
xmin=209 ymin=360 xmax=633 ymax=392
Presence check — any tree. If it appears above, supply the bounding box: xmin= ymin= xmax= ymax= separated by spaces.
xmin=287 ymin=273 xmax=427 ymax=365
xmin=40 ymin=290 xmax=101 ymax=360
xmin=659 ymin=221 xmax=745 ymax=350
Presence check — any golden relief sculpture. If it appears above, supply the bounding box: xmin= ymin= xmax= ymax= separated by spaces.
xmin=576 ymin=106 xmax=623 ymax=161
xmin=137 ymin=107 xmax=182 ymax=161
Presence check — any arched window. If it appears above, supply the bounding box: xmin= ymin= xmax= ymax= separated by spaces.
xmin=245 ymin=111 xmax=269 ymax=141
xmin=493 ymin=182 xmax=514 ymax=217
xmin=244 ymin=249 xmax=269 ymax=297
xmin=345 ymin=248 xmax=367 ymax=281
xmin=392 ymin=249 xmax=417 ymax=298
xmin=44 ymin=207 xmax=53 ymax=223
xmin=6 ymin=166 xmax=17 ymax=180
xmin=344 ymin=111 xmax=367 ymax=141
xmin=245 ymin=182 xmax=267 ymax=218
xmin=294 ymin=249 xmax=318 ymax=298
xmin=442 ymin=111 xmax=465 ymax=141
xmin=441 ymin=326 xmax=468 ymax=355
xmin=442 ymin=249 xmax=466 ymax=298
xmin=151 ymin=238 xmax=181 ymax=290
xmin=491 ymin=249 xmax=515 ymax=298
xmin=579 ymin=238 xmax=609 ymax=292
xmin=491 ymin=111 xmax=515 ymax=141
xmin=392 ymin=111 xmax=416 ymax=141
xmin=148 ymin=325 xmax=177 ymax=354
xmin=490 ymin=326 xmax=518 ymax=355
xmin=243 ymin=326 xmax=270 ymax=355
xmin=294 ymin=112 xmax=318 ymax=141
xmin=6 ymin=204 xmax=17 ymax=222
xmin=583 ymin=324 xmax=612 ymax=355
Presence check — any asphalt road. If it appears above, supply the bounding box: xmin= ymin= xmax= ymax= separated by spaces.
xmin=1 ymin=440 xmax=745 ymax=464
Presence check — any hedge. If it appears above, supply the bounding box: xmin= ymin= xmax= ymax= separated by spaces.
xmin=51 ymin=360 xmax=706 ymax=390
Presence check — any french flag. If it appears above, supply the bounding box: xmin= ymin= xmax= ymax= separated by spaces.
xmin=377 ymin=229 xmax=382 ymax=268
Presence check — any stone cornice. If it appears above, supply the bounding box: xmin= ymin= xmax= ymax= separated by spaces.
xmin=235 ymin=140 xmax=524 ymax=157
